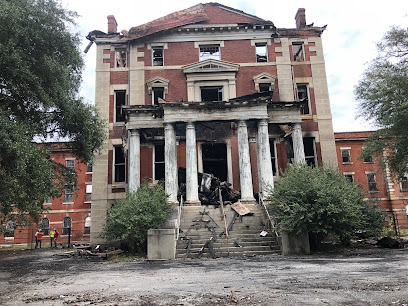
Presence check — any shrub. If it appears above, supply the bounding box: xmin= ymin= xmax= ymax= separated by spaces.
xmin=101 ymin=184 xmax=172 ymax=254
xmin=268 ymin=164 xmax=384 ymax=247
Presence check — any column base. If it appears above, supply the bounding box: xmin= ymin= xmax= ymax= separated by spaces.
xmin=184 ymin=201 xmax=201 ymax=206
xmin=240 ymin=198 xmax=256 ymax=205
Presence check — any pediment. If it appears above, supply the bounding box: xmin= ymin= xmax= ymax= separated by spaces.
xmin=182 ymin=59 xmax=240 ymax=74
xmin=146 ymin=76 xmax=170 ymax=94
xmin=253 ymin=72 xmax=276 ymax=82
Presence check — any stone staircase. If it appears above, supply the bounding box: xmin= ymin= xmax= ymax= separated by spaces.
xmin=176 ymin=203 xmax=280 ymax=259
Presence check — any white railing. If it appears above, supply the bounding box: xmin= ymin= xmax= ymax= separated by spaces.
xmin=176 ymin=195 xmax=184 ymax=241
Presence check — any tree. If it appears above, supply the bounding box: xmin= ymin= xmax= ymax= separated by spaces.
xmin=355 ymin=26 xmax=408 ymax=180
xmin=0 ymin=0 xmax=105 ymax=229
xmin=268 ymin=165 xmax=384 ymax=247
xmin=101 ymin=184 xmax=173 ymax=254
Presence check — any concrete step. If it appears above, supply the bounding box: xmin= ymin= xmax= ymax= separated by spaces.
xmin=175 ymin=249 xmax=280 ymax=259
xmin=176 ymin=245 xmax=278 ymax=255
xmin=176 ymin=241 xmax=277 ymax=250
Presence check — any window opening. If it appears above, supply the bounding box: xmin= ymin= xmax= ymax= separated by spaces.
xmin=366 ymin=173 xmax=378 ymax=192
xmin=303 ymin=137 xmax=316 ymax=167
xmin=115 ymin=49 xmax=127 ymax=67
xmin=341 ymin=149 xmax=351 ymax=163
xmin=344 ymin=174 xmax=354 ymax=183
xmin=154 ymin=144 xmax=165 ymax=181
xmin=66 ymin=159 xmax=75 ymax=171
xmin=201 ymin=86 xmax=223 ymax=102
xmin=199 ymin=45 xmax=220 ymax=61
xmin=401 ymin=175 xmax=408 ymax=191
xmin=259 ymin=83 xmax=271 ymax=92
xmin=152 ymin=47 xmax=164 ymax=66
xmin=297 ymin=84 xmax=310 ymax=115
xmin=4 ymin=220 xmax=16 ymax=237
xmin=64 ymin=184 xmax=74 ymax=202
xmin=202 ymin=143 xmax=228 ymax=182
xmin=256 ymin=43 xmax=268 ymax=62
xmin=269 ymin=139 xmax=277 ymax=176
xmin=84 ymin=214 xmax=91 ymax=234
xmin=87 ymin=164 xmax=93 ymax=173
xmin=152 ymin=87 xmax=164 ymax=105
xmin=41 ymin=218 xmax=50 ymax=235
xmin=115 ymin=91 xmax=126 ymax=122
xmin=63 ymin=217 xmax=72 ymax=235
xmin=293 ymin=43 xmax=304 ymax=61
xmin=114 ymin=146 xmax=126 ymax=183
xmin=86 ymin=184 xmax=92 ymax=201
xmin=364 ymin=155 xmax=373 ymax=163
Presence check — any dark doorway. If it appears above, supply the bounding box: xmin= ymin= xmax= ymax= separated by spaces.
xmin=202 ymin=143 xmax=228 ymax=182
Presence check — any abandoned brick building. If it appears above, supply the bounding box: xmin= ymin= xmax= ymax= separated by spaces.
xmin=86 ymin=2 xmax=337 ymax=251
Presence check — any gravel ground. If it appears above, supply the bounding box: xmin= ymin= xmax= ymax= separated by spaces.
xmin=0 ymin=246 xmax=408 ymax=305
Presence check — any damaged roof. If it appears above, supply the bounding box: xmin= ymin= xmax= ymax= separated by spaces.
xmin=124 ymin=2 xmax=274 ymax=41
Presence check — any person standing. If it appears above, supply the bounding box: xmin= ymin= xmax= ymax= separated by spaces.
xmin=35 ymin=229 xmax=43 ymax=249
xmin=53 ymin=229 xmax=59 ymax=248
xmin=49 ymin=228 xmax=55 ymax=247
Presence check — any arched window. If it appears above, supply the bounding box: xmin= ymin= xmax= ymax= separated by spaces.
xmin=4 ymin=220 xmax=16 ymax=237
xmin=63 ymin=217 xmax=72 ymax=235
xmin=41 ymin=218 xmax=50 ymax=235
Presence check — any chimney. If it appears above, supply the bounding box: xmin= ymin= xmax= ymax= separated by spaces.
xmin=107 ymin=15 xmax=118 ymax=33
xmin=295 ymin=8 xmax=306 ymax=28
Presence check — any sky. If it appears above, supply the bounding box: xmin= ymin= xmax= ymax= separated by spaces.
xmin=62 ymin=0 xmax=408 ymax=132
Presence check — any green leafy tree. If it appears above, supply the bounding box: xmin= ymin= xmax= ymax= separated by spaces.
xmin=268 ymin=165 xmax=384 ymax=247
xmin=0 ymin=0 xmax=105 ymax=229
xmin=101 ymin=184 xmax=173 ymax=254
xmin=355 ymin=26 xmax=408 ymax=180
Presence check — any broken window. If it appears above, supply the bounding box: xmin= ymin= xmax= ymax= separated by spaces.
xmin=199 ymin=45 xmax=220 ymax=61
xmin=269 ymin=139 xmax=277 ymax=176
xmin=115 ymin=91 xmax=126 ymax=122
xmin=154 ymin=144 xmax=165 ymax=181
xmin=63 ymin=217 xmax=72 ymax=235
xmin=114 ymin=146 xmax=126 ymax=183
xmin=41 ymin=218 xmax=50 ymax=235
xmin=152 ymin=87 xmax=164 ymax=105
xmin=4 ymin=220 xmax=16 ymax=237
xmin=341 ymin=149 xmax=352 ymax=163
xmin=344 ymin=173 xmax=354 ymax=183
xmin=202 ymin=143 xmax=228 ymax=182
xmin=303 ymin=137 xmax=316 ymax=167
xmin=115 ymin=49 xmax=127 ymax=68
xmin=86 ymin=184 xmax=92 ymax=202
xmin=293 ymin=42 xmax=304 ymax=61
xmin=297 ymin=84 xmax=310 ymax=115
xmin=201 ymin=86 xmax=223 ymax=102
xmin=366 ymin=173 xmax=378 ymax=192
xmin=64 ymin=184 xmax=74 ymax=202
xmin=259 ymin=83 xmax=271 ymax=92
xmin=152 ymin=47 xmax=164 ymax=66
xmin=256 ymin=43 xmax=268 ymax=62
xmin=363 ymin=155 xmax=373 ymax=163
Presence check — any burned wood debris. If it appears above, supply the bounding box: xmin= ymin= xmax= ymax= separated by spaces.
xmin=178 ymin=167 xmax=240 ymax=206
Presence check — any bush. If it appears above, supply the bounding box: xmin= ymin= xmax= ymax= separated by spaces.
xmin=101 ymin=184 xmax=172 ymax=254
xmin=268 ymin=164 xmax=384 ymax=247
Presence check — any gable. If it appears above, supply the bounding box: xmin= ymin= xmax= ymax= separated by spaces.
xmin=182 ymin=59 xmax=239 ymax=74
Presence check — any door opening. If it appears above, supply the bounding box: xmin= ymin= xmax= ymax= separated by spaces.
xmin=201 ymin=143 xmax=228 ymax=182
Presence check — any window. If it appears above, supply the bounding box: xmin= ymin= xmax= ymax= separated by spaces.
xmin=4 ymin=220 xmax=16 ymax=237
xmin=256 ymin=43 xmax=268 ymax=62
xmin=84 ymin=214 xmax=91 ymax=234
xmin=86 ymin=164 xmax=93 ymax=173
xmin=293 ymin=42 xmax=304 ymax=61
xmin=269 ymin=139 xmax=277 ymax=176
xmin=152 ymin=47 xmax=164 ymax=66
xmin=115 ymin=49 xmax=127 ymax=67
xmin=341 ymin=148 xmax=352 ymax=163
xmin=201 ymin=86 xmax=223 ymax=102
xmin=115 ymin=91 xmax=126 ymax=122
xmin=363 ymin=155 xmax=373 ymax=163
xmin=63 ymin=217 xmax=72 ymax=235
xmin=253 ymin=73 xmax=276 ymax=94
xmin=344 ymin=173 xmax=354 ymax=183
xmin=296 ymin=84 xmax=310 ymax=115
xmin=41 ymin=218 xmax=49 ymax=235
xmin=401 ymin=175 xmax=408 ymax=191
xmin=64 ymin=184 xmax=74 ymax=202
xmin=154 ymin=144 xmax=165 ymax=181
xmin=152 ymin=87 xmax=164 ymax=105
xmin=259 ymin=83 xmax=271 ymax=92
xmin=303 ymin=137 xmax=316 ymax=167
xmin=86 ymin=184 xmax=92 ymax=201
xmin=66 ymin=159 xmax=75 ymax=171
xmin=44 ymin=196 xmax=52 ymax=204
xmin=199 ymin=45 xmax=220 ymax=61
xmin=366 ymin=173 xmax=378 ymax=192
xmin=114 ymin=146 xmax=126 ymax=183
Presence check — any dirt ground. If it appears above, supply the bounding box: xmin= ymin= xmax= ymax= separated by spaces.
xmin=0 ymin=245 xmax=408 ymax=305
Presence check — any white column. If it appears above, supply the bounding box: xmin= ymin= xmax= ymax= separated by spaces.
xmin=257 ymin=119 xmax=274 ymax=196
xmin=128 ymin=129 xmax=140 ymax=192
xmin=185 ymin=122 xmax=200 ymax=205
xmin=237 ymin=120 xmax=255 ymax=202
xmin=292 ymin=122 xmax=306 ymax=165
xmin=164 ymin=123 xmax=178 ymax=203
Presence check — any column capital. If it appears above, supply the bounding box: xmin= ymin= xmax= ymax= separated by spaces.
xmin=186 ymin=121 xmax=195 ymax=128
xmin=258 ymin=119 xmax=268 ymax=127
xmin=129 ymin=129 xmax=140 ymax=136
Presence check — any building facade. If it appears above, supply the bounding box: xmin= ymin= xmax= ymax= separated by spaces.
xmin=335 ymin=132 xmax=408 ymax=232
xmin=88 ymin=3 xmax=337 ymax=245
